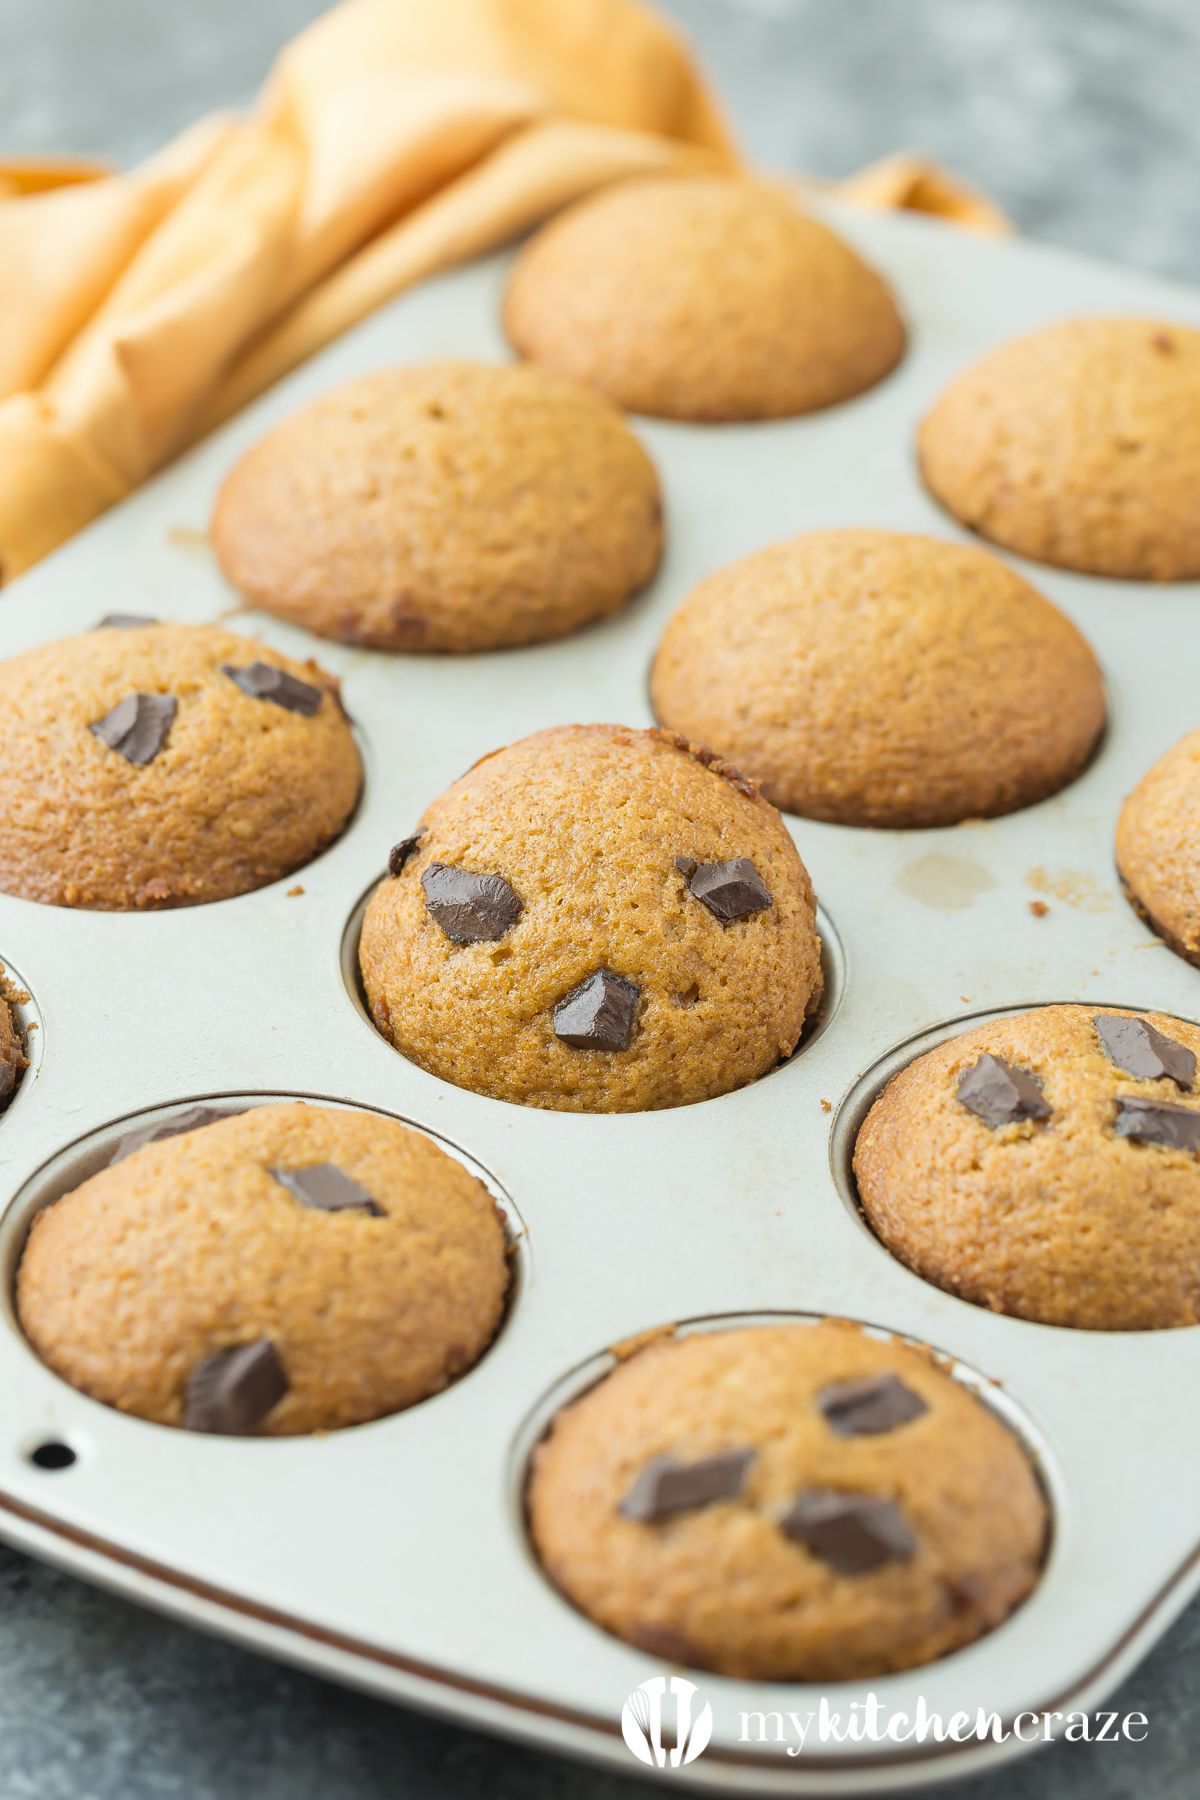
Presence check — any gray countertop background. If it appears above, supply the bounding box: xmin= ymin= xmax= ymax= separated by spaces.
xmin=1 ymin=1 xmax=1198 ymax=1794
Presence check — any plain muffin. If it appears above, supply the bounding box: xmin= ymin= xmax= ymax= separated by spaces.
xmin=503 ymin=175 xmax=906 ymax=421
xmin=919 ymin=317 xmax=1200 ymax=580
xmin=651 ymin=530 xmax=1105 ymax=828
xmin=1117 ymin=726 xmax=1200 ymax=966
xmin=212 ymin=361 xmax=663 ymax=651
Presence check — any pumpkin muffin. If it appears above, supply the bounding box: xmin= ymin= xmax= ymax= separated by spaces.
xmin=359 ymin=724 xmax=823 ymax=1113
xmin=18 ymin=1103 xmax=510 ymax=1435
xmin=918 ymin=317 xmax=1200 ymax=580
xmin=0 ymin=622 xmax=360 ymax=909
xmin=0 ymin=978 xmax=26 ymax=1110
xmin=651 ymin=530 xmax=1106 ymax=827
xmin=503 ymin=176 xmax=906 ymax=421
xmin=211 ymin=361 xmax=663 ymax=651
xmin=1117 ymin=727 xmax=1200 ymax=967
xmin=528 ymin=1322 xmax=1046 ymax=1681
xmin=855 ymin=1004 xmax=1200 ymax=1330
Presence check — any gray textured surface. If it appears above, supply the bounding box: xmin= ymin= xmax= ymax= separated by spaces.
xmin=670 ymin=0 xmax=1200 ymax=283
xmin=0 ymin=1534 xmax=1194 ymax=1800
xmin=3 ymin=0 xmax=1200 ymax=283
xmin=1 ymin=0 xmax=1198 ymax=1794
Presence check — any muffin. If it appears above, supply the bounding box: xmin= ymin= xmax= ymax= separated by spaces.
xmin=918 ymin=317 xmax=1200 ymax=580
xmin=503 ymin=176 xmax=906 ymax=421
xmin=1117 ymin=728 xmax=1200 ymax=966
xmin=0 ymin=975 xmax=26 ymax=1110
xmin=211 ymin=362 xmax=663 ymax=652
xmin=651 ymin=530 xmax=1105 ymax=828
xmin=359 ymin=724 xmax=823 ymax=1113
xmin=854 ymin=1004 xmax=1200 ymax=1330
xmin=0 ymin=622 xmax=361 ymax=909
xmin=17 ymin=1103 xmax=510 ymax=1435
xmin=528 ymin=1322 xmax=1046 ymax=1681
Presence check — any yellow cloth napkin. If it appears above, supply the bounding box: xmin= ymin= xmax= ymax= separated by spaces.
xmin=824 ymin=150 xmax=1013 ymax=237
xmin=0 ymin=0 xmax=1011 ymax=584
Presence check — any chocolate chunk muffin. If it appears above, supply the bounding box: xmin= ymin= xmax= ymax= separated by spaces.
xmin=503 ymin=176 xmax=906 ymax=422
xmin=918 ymin=317 xmax=1200 ymax=580
xmin=0 ymin=622 xmax=361 ymax=909
xmin=528 ymin=1322 xmax=1045 ymax=1681
xmin=211 ymin=362 xmax=662 ymax=652
xmin=0 ymin=976 xmax=26 ymax=1111
xmin=17 ymin=1103 xmax=509 ymax=1435
xmin=855 ymin=1004 xmax=1200 ymax=1330
xmin=359 ymin=725 xmax=823 ymax=1113
xmin=1117 ymin=728 xmax=1200 ymax=967
xmin=651 ymin=530 xmax=1105 ymax=828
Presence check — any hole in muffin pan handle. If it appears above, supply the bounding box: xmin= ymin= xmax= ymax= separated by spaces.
xmin=28 ymin=1441 xmax=76 ymax=1471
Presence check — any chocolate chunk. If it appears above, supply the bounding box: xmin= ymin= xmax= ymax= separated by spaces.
xmin=95 ymin=613 xmax=158 ymax=629
xmin=956 ymin=1054 xmax=1051 ymax=1126
xmin=269 ymin=1163 xmax=383 ymax=1215
xmin=89 ymin=693 xmax=176 ymax=765
xmin=222 ymin=661 xmax=322 ymax=716
xmin=109 ymin=1104 xmax=239 ymax=1166
xmin=679 ymin=856 xmax=772 ymax=923
xmin=387 ymin=832 xmax=424 ymax=876
xmin=553 ymin=970 xmax=639 ymax=1050
xmin=779 ymin=1490 xmax=916 ymax=1575
xmin=1113 ymin=1096 xmax=1200 ymax=1152
xmin=819 ymin=1373 xmax=929 ymax=1437
xmin=1095 ymin=1014 xmax=1195 ymax=1087
xmin=421 ymin=863 xmax=522 ymax=942
xmin=619 ymin=1449 xmax=755 ymax=1522
xmin=184 ymin=1339 xmax=288 ymax=1435
xmin=945 ymin=1572 xmax=989 ymax=1612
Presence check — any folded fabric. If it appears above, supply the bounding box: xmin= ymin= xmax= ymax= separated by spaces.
xmin=0 ymin=155 xmax=116 ymax=200
xmin=0 ymin=0 xmax=1011 ymax=585
xmin=825 ymin=149 xmax=1013 ymax=236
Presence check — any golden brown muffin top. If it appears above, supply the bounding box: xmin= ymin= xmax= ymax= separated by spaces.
xmin=212 ymin=361 xmax=662 ymax=652
xmin=359 ymin=723 xmax=822 ymax=1113
xmin=0 ymin=622 xmax=361 ymax=910
xmin=855 ymin=1003 xmax=1200 ymax=1330
xmin=18 ymin=1103 xmax=510 ymax=1435
xmin=503 ymin=175 xmax=906 ymax=421
xmin=529 ymin=1322 xmax=1046 ymax=1682
xmin=651 ymin=529 xmax=1106 ymax=828
xmin=919 ymin=316 xmax=1200 ymax=580
xmin=1117 ymin=726 xmax=1200 ymax=968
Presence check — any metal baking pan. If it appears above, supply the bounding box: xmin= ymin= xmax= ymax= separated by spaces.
xmin=1 ymin=201 xmax=1199 ymax=1794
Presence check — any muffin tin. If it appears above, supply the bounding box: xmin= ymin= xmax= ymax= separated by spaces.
xmin=1 ymin=203 xmax=1199 ymax=1793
